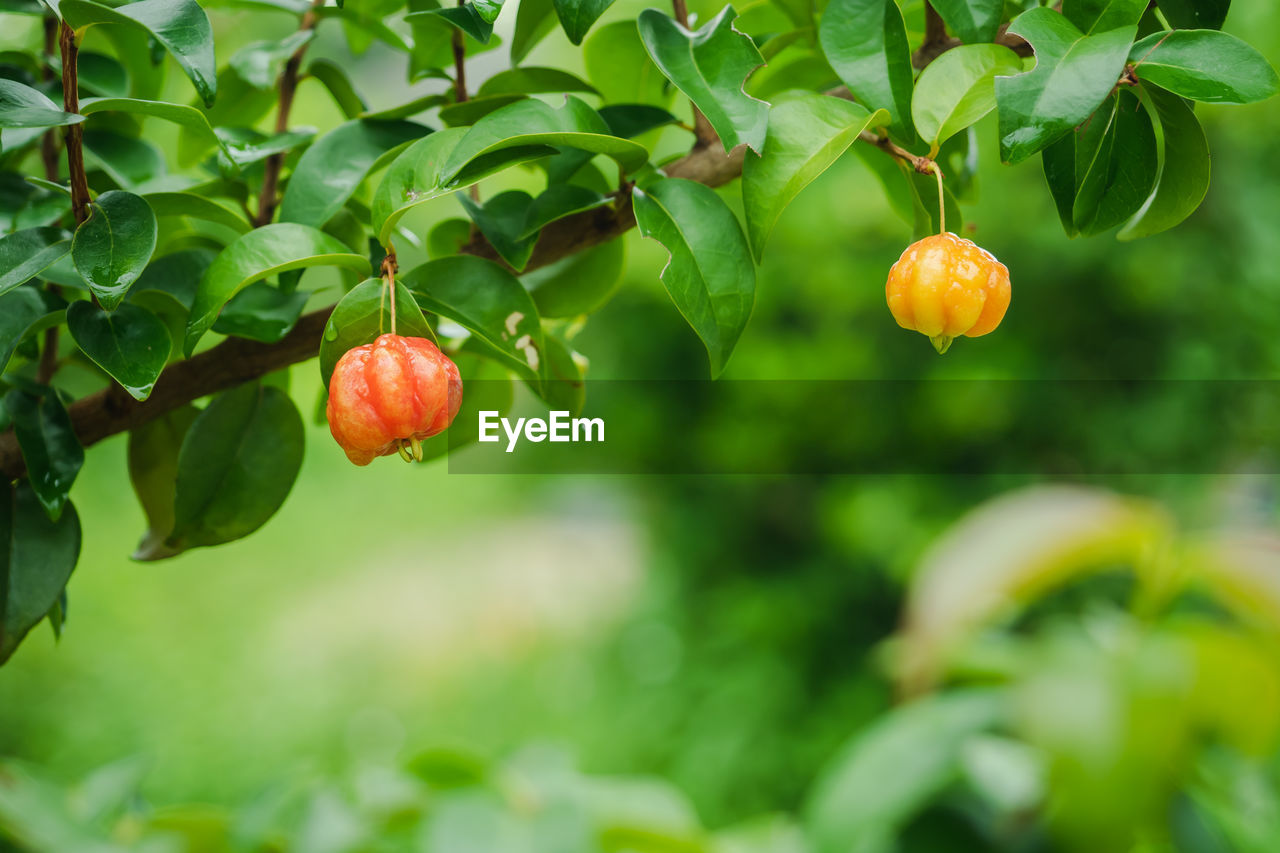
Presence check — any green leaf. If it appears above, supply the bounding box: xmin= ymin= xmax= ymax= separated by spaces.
xmin=806 ymin=691 xmax=1005 ymax=853
xmin=128 ymin=405 xmax=199 ymax=561
xmin=521 ymin=238 xmax=624 ymax=317
xmin=212 ymin=283 xmax=310 ymax=344
xmin=60 ymin=0 xmax=218 ymax=107
xmin=1157 ymin=0 xmax=1229 ymax=30
xmin=1047 ymin=90 xmax=1158 ymax=236
xmin=228 ymin=31 xmax=314 ymax=89
xmin=818 ymin=0 xmax=916 ymax=142
xmin=0 ymin=288 xmax=64 ymax=374
xmin=512 ymin=0 xmax=556 ymax=64
xmin=61 ymin=51 xmax=130 ymax=98
xmin=521 ymin=184 xmax=611 ymax=238
xmin=370 ymin=127 xmax=553 ymax=245
xmin=66 ymin=301 xmax=171 ymax=401
xmin=184 ymin=224 xmax=370 ymax=355
xmin=633 ymin=178 xmax=755 ymax=377
xmin=279 ymin=119 xmax=428 ymax=228
xmin=530 ymin=330 xmax=586 ymax=415
xmin=307 ymin=58 xmax=368 ymax=119
xmin=362 ymin=92 xmax=451 ymax=121
xmin=318 ymin=278 xmax=435 ymax=387
xmin=401 ymin=256 xmax=546 ymax=380
xmin=584 ymin=20 xmax=671 ymax=106
xmin=82 ymin=129 xmax=165 ymax=188
xmin=459 ymin=190 xmax=537 ymax=271
xmin=216 ymin=127 xmax=317 ymax=170
xmin=442 ymin=96 xmax=649 ymax=183
xmin=127 ymin=248 xmax=214 ymax=313
xmin=1118 ymin=83 xmax=1210 ymax=240
xmin=743 ymin=93 xmax=884 ymax=261
xmin=406 ymin=5 xmax=494 ymax=44
xmin=638 ymin=6 xmax=769 ymax=152
xmin=0 ymin=228 xmax=71 ymax=297
xmin=140 ymin=191 xmax=251 ymax=235
xmin=438 ymin=94 xmax=526 ymax=127
xmin=928 ymin=0 xmax=1003 ymax=43
xmin=477 ymin=67 xmax=599 ymax=97
xmin=994 ymin=7 xmax=1137 ymax=163
xmin=598 ymin=104 xmax=679 ymax=137
xmin=1062 ymin=0 xmax=1148 ymax=33
xmin=552 ymin=0 xmax=616 ymax=44
xmin=0 ymin=79 xmax=84 ymax=129
xmin=318 ymin=4 xmax=415 ymax=53
xmin=1130 ymin=29 xmax=1279 ymax=104
xmin=472 ymin=0 xmax=506 ymax=24
xmin=912 ymin=44 xmax=1023 ymax=149
xmin=0 ymin=482 xmax=81 ymax=665
xmin=4 ymin=387 xmax=84 ymax=523
xmin=166 ymin=383 xmax=304 ymax=551
xmin=71 ymin=190 xmax=158 ymax=310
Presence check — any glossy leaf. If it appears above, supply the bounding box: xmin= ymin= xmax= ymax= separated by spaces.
xmin=362 ymin=92 xmax=451 ymax=121
xmin=929 ymin=0 xmax=1003 ymax=43
xmin=66 ymin=301 xmax=171 ymax=401
xmin=82 ymin=129 xmax=166 ymax=188
xmin=584 ymin=20 xmax=671 ymax=106
xmin=229 ymin=31 xmax=314 ymax=89
xmin=743 ymin=94 xmax=884 ymax=261
xmin=912 ymin=44 xmax=1023 ymax=149
xmin=477 ymin=67 xmax=599 ymax=97
xmin=1130 ymin=29 xmax=1279 ymax=104
xmin=459 ymin=190 xmax=537 ymax=271
xmin=472 ymin=0 xmax=506 ymax=24
xmin=0 ymin=482 xmax=81 ymax=665
xmin=1061 ymin=0 xmax=1148 ymax=33
xmin=307 ymin=58 xmax=368 ymax=119
xmin=216 ymin=127 xmax=317 ymax=169
xmin=406 ymin=5 xmax=494 ymax=44
xmin=185 ymin=224 xmax=370 ymax=355
xmin=818 ymin=0 xmax=916 ymax=142
xmin=127 ymin=248 xmax=214 ymax=313
xmin=552 ymin=0 xmax=616 ymax=45
xmin=212 ymin=283 xmax=310 ymax=344
xmin=1118 ymin=83 xmax=1210 ymax=240
xmin=638 ymin=6 xmax=769 ymax=153
xmin=521 ymin=184 xmax=611 ymax=238
xmin=512 ymin=0 xmax=557 ymax=64
xmin=60 ymin=0 xmax=217 ymax=106
xmin=438 ymin=94 xmax=526 ymax=127
xmin=319 ymin=278 xmax=435 ymax=387
xmin=71 ymin=191 xmax=158 ymax=310
xmin=0 ymin=228 xmax=71 ymax=297
xmin=4 ymin=387 xmax=84 ymax=523
xmin=279 ymin=119 xmax=427 ymax=228
xmin=442 ymin=96 xmax=649 ymax=183
xmin=0 ymin=79 xmax=84 ymax=129
xmin=633 ymin=178 xmax=755 ymax=377
xmin=0 ymin=288 xmax=64 ymax=374
xmin=402 ymin=256 xmax=546 ymax=380
xmin=1157 ymin=0 xmax=1229 ymax=30
xmin=995 ymin=8 xmax=1137 ymax=163
xmin=371 ymin=127 xmax=552 ymax=245
xmin=521 ymin=238 xmax=624 ymax=317
xmin=141 ymin=191 xmax=251 ymax=235
xmin=531 ymin=330 xmax=586 ymax=415
xmin=166 ymin=383 xmax=304 ymax=551
xmin=128 ymin=405 xmax=199 ymax=561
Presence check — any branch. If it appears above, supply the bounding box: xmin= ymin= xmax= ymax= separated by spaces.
xmin=58 ymin=23 xmax=90 ymax=224
xmin=670 ymin=0 xmax=718 ymax=147
xmin=254 ymin=0 xmax=323 ymax=227
xmin=451 ymin=2 xmax=468 ymax=104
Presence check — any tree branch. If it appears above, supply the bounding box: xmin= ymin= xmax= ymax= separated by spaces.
xmin=58 ymin=22 xmax=90 ymax=224
xmin=254 ymin=0 xmax=323 ymax=227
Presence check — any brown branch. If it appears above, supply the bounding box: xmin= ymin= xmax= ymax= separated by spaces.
xmin=451 ymin=1 xmax=468 ymax=104
xmin=254 ymin=0 xmax=323 ymax=227
xmin=58 ymin=23 xmax=90 ymax=224
xmin=39 ymin=17 xmax=60 ymax=186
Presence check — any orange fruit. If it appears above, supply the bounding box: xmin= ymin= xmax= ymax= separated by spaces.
xmin=885 ymin=232 xmax=1011 ymax=354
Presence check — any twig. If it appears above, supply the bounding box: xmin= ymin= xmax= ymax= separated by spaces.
xmin=39 ymin=17 xmax=60 ymax=185
xmin=254 ymin=0 xmax=324 ymax=227
xmin=451 ymin=3 xmax=468 ymax=104
xmin=58 ymin=23 xmax=90 ymax=224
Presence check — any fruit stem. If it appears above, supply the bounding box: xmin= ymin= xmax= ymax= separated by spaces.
xmin=930 ymin=335 xmax=953 ymax=355
xmin=929 ymin=161 xmax=945 ymax=235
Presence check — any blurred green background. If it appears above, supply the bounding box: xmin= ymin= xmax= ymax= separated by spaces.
xmin=2 ymin=2 xmax=1280 ymax=851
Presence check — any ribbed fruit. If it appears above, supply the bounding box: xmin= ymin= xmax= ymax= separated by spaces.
xmin=327 ymin=334 xmax=462 ymax=465
xmin=885 ymin=232 xmax=1011 ymax=354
